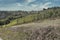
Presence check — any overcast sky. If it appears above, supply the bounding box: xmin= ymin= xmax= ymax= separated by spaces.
xmin=0 ymin=0 xmax=60 ymax=11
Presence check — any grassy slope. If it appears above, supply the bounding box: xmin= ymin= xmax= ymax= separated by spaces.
xmin=3 ymin=14 xmax=38 ymax=27
xmin=0 ymin=7 xmax=60 ymax=27
xmin=5 ymin=8 xmax=60 ymax=27
xmin=0 ymin=7 xmax=60 ymax=40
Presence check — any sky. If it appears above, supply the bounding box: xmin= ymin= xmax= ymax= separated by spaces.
xmin=0 ymin=0 xmax=60 ymax=11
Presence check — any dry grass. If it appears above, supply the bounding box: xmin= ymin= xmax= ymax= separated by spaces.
xmin=0 ymin=18 xmax=60 ymax=40
xmin=12 ymin=18 xmax=60 ymax=28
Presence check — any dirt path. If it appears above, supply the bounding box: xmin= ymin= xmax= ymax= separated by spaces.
xmin=12 ymin=19 xmax=60 ymax=28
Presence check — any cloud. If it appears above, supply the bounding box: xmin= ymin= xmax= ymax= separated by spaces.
xmin=0 ymin=2 xmax=52 ymax=11
xmin=18 ymin=2 xmax=52 ymax=11
xmin=44 ymin=2 xmax=51 ymax=6
xmin=26 ymin=0 xmax=36 ymax=3
xmin=31 ymin=4 xmax=38 ymax=7
xmin=0 ymin=0 xmax=55 ymax=11
xmin=16 ymin=3 xmax=23 ymax=6
xmin=41 ymin=2 xmax=52 ymax=9
xmin=24 ymin=0 xmax=36 ymax=5
xmin=23 ymin=0 xmax=52 ymax=10
xmin=28 ymin=2 xmax=52 ymax=11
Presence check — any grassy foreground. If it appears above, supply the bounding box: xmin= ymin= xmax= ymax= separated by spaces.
xmin=0 ymin=25 xmax=60 ymax=40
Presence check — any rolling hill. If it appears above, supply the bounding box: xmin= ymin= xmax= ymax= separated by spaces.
xmin=0 ymin=7 xmax=60 ymax=40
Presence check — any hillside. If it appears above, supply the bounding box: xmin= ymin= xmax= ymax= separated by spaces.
xmin=0 ymin=18 xmax=60 ymax=40
xmin=0 ymin=7 xmax=60 ymax=27
xmin=0 ymin=7 xmax=60 ymax=40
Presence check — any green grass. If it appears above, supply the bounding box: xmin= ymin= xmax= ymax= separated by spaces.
xmin=5 ymin=14 xmax=37 ymax=27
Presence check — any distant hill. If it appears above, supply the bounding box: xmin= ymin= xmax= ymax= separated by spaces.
xmin=0 ymin=7 xmax=60 ymax=19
